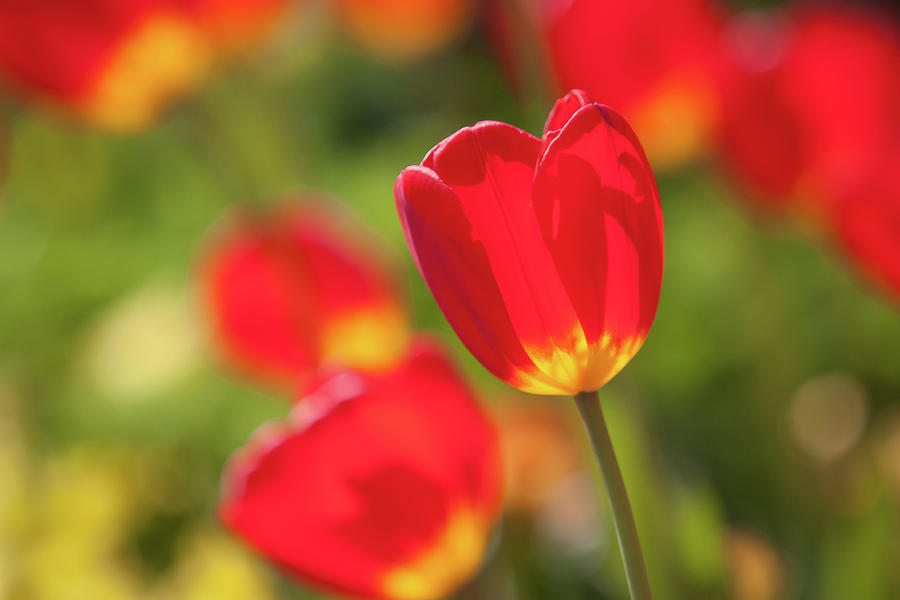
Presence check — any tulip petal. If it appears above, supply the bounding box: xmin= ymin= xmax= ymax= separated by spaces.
xmin=831 ymin=159 xmax=900 ymax=303
xmin=398 ymin=121 xmax=588 ymax=394
xmin=201 ymin=218 xmax=320 ymax=386
xmin=540 ymin=89 xmax=591 ymax=156
xmin=542 ymin=89 xmax=591 ymax=138
xmin=534 ymin=104 xmax=663 ymax=390
xmin=396 ymin=166 xmax=549 ymax=393
xmin=720 ymin=6 xmax=900 ymax=208
xmin=201 ymin=205 xmax=408 ymax=389
xmin=280 ymin=209 xmax=409 ymax=373
xmin=221 ymin=340 xmax=500 ymax=600
xmin=538 ymin=0 xmax=724 ymax=166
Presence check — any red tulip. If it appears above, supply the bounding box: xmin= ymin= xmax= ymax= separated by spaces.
xmin=395 ymin=90 xmax=664 ymax=396
xmin=332 ymin=0 xmax=475 ymax=61
xmin=829 ymin=155 xmax=900 ymax=303
xmin=534 ymin=0 xmax=725 ymax=168
xmin=0 ymin=0 xmax=212 ymax=132
xmin=719 ymin=6 xmax=900 ymax=214
xmin=199 ymin=201 xmax=409 ymax=390
xmin=220 ymin=339 xmax=501 ymax=600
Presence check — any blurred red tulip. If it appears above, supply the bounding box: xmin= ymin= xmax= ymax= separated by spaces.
xmin=829 ymin=156 xmax=900 ymax=303
xmin=395 ymin=90 xmax=663 ymax=396
xmin=175 ymin=0 xmax=294 ymax=52
xmin=199 ymin=201 xmax=409 ymax=390
xmin=0 ymin=0 xmax=212 ymax=132
xmin=332 ymin=0 xmax=475 ymax=61
xmin=220 ymin=339 xmax=501 ymax=600
xmin=719 ymin=6 xmax=900 ymax=215
xmin=533 ymin=0 xmax=725 ymax=168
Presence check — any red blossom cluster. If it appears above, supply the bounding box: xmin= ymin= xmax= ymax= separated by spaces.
xmin=204 ymin=85 xmax=665 ymax=596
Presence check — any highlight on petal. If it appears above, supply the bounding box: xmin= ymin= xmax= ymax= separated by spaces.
xmin=396 ymin=92 xmax=663 ymax=395
xmin=199 ymin=200 xmax=409 ymax=390
xmin=220 ymin=339 xmax=501 ymax=600
xmin=333 ymin=0 xmax=475 ymax=62
xmin=719 ymin=5 xmax=900 ymax=213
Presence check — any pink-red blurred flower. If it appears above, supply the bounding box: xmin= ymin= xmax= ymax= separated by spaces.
xmin=220 ymin=338 xmax=501 ymax=600
xmin=331 ymin=0 xmax=475 ymax=61
xmin=533 ymin=0 xmax=725 ymax=168
xmin=395 ymin=90 xmax=664 ymax=396
xmin=719 ymin=5 xmax=900 ymax=215
xmin=199 ymin=201 xmax=409 ymax=391
xmin=0 ymin=0 xmax=211 ymax=131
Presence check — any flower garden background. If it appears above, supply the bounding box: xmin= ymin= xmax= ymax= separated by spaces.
xmin=0 ymin=1 xmax=898 ymax=599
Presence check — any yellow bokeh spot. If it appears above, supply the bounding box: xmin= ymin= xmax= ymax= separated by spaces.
xmin=381 ymin=507 xmax=487 ymax=600
xmin=630 ymin=70 xmax=720 ymax=170
xmin=319 ymin=303 xmax=410 ymax=372
xmin=514 ymin=329 xmax=645 ymax=396
xmin=81 ymin=15 xmax=212 ymax=133
xmin=18 ymin=452 xmax=144 ymax=600
xmin=339 ymin=0 xmax=474 ymax=62
xmin=83 ymin=282 xmax=203 ymax=401
xmin=150 ymin=529 xmax=278 ymax=600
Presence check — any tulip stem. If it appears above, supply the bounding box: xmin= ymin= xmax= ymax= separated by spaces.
xmin=574 ymin=390 xmax=653 ymax=600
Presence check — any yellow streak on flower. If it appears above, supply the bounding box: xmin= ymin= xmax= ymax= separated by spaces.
xmin=80 ymin=15 xmax=212 ymax=133
xmin=630 ymin=70 xmax=720 ymax=170
xmin=319 ymin=303 xmax=410 ymax=372
xmin=514 ymin=330 xmax=645 ymax=396
xmin=380 ymin=507 xmax=487 ymax=600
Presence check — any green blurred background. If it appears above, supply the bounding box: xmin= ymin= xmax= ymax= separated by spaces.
xmin=1 ymin=4 xmax=899 ymax=600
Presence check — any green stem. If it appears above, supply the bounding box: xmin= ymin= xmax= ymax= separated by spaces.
xmin=574 ymin=390 xmax=653 ymax=600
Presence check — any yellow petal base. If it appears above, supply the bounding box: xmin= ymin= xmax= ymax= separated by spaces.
xmin=514 ymin=332 xmax=645 ymax=396
xmin=319 ymin=304 xmax=410 ymax=372
xmin=380 ymin=507 xmax=486 ymax=600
